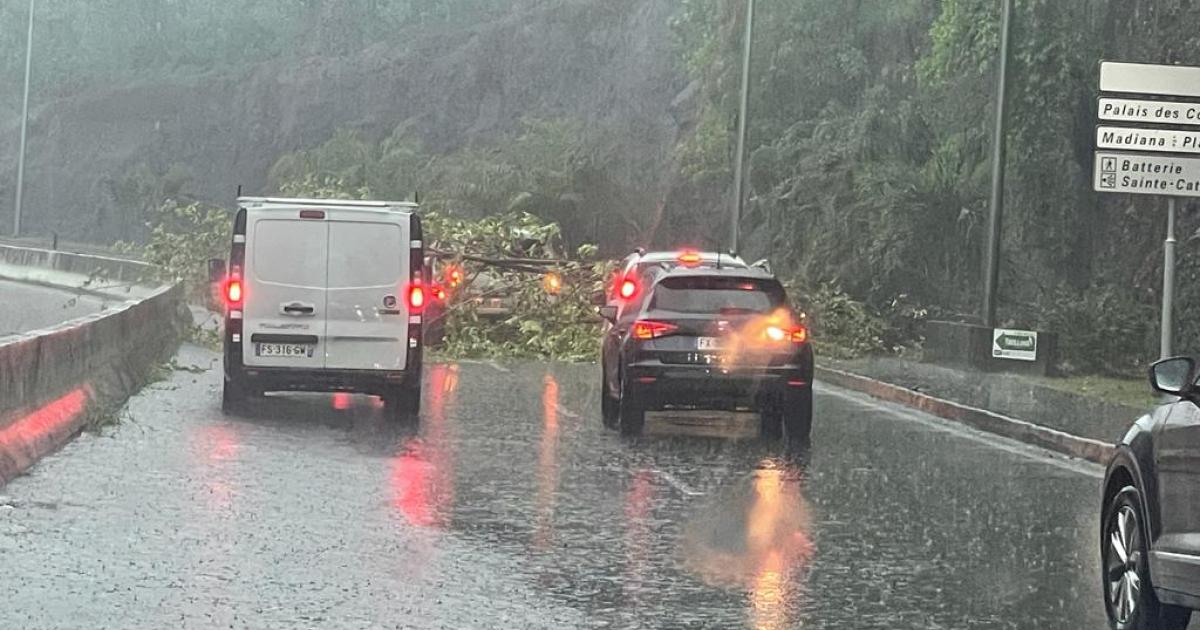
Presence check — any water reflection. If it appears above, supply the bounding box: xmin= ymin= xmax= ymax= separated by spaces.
xmin=623 ymin=469 xmax=657 ymax=605
xmin=190 ymin=423 xmax=241 ymax=511
xmin=389 ymin=364 xmax=459 ymax=529
xmin=533 ymin=373 xmax=560 ymax=550
xmin=682 ymin=457 xmax=814 ymax=629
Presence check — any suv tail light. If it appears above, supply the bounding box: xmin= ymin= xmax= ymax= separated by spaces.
xmin=618 ymin=277 xmax=639 ymax=300
xmin=632 ymin=320 xmax=678 ymax=340
xmin=763 ymin=323 xmax=808 ymax=344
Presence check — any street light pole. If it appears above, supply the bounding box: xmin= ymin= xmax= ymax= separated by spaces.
xmin=730 ymin=0 xmax=755 ymax=256
xmin=13 ymin=0 xmax=36 ymax=238
xmin=982 ymin=0 xmax=1013 ymax=328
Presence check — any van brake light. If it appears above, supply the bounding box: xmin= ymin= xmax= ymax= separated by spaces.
xmin=408 ymin=284 xmax=426 ymax=311
xmin=225 ymin=279 xmax=243 ymax=304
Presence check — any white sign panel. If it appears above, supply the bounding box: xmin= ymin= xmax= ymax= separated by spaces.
xmin=1101 ymin=62 xmax=1200 ymax=98
xmin=993 ymin=329 xmax=1038 ymax=362
xmin=1094 ymin=152 xmax=1200 ymax=197
xmin=1099 ymin=98 xmax=1200 ymax=126
xmin=1097 ymin=126 xmax=1200 ymax=154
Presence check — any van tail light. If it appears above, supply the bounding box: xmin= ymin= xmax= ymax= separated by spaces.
xmin=790 ymin=325 xmax=809 ymax=344
xmin=632 ymin=320 xmax=678 ymax=340
xmin=408 ymin=284 xmax=426 ymax=311
xmin=225 ymin=279 xmax=243 ymax=304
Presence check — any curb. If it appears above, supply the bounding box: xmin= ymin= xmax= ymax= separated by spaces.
xmin=816 ymin=366 xmax=1115 ymax=464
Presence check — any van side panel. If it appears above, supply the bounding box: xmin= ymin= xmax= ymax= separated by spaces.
xmin=242 ymin=217 xmax=330 ymax=368
xmin=323 ymin=217 xmax=410 ymax=371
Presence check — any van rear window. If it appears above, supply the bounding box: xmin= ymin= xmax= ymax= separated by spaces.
xmin=650 ymin=277 xmax=784 ymax=314
xmin=252 ymin=220 xmax=328 ymax=287
xmin=327 ymin=222 xmax=403 ymax=288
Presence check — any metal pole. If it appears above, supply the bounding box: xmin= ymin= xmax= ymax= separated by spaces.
xmin=982 ymin=0 xmax=1013 ymax=328
xmin=730 ymin=0 xmax=755 ymax=256
xmin=1161 ymin=197 xmax=1177 ymax=359
xmin=13 ymin=0 xmax=35 ymax=238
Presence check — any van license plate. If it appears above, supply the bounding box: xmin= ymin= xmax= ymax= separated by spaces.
xmin=697 ymin=337 xmax=723 ymax=350
xmin=256 ymin=343 xmax=314 ymax=358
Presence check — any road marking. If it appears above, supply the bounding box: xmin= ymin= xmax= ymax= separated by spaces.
xmin=554 ymin=404 xmax=580 ymax=419
xmin=816 ymin=383 xmax=1105 ymax=479
xmin=650 ymin=469 xmax=704 ymax=497
xmin=486 ymin=361 xmax=511 ymax=373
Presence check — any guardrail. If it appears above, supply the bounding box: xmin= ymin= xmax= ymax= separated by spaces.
xmin=0 ymin=245 xmax=188 ymax=484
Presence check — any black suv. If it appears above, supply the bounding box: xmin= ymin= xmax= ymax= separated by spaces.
xmin=1101 ymin=357 xmax=1200 ymax=630
xmin=599 ymin=264 xmax=813 ymax=441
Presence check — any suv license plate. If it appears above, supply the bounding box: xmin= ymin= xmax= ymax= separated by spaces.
xmin=697 ymin=337 xmax=723 ymax=350
xmin=256 ymin=343 xmax=314 ymax=358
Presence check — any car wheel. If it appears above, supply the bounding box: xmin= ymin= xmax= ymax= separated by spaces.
xmin=383 ymin=386 xmax=421 ymax=423
xmin=1103 ymin=485 xmax=1192 ymax=630
xmin=759 ymin=398 xmax=784 ymax=440
xmin=601 ymin=368 xmax=618 ymax=429
xmin=783 ymin=387 xmax=813 ymax=445
xmin=617 ymin=376 xmax=646 ymax=436
xmin=221 ymin=378 xmax=248 ymax=415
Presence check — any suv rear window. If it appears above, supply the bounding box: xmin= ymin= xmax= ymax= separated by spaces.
xmin=649 ymin=277 xmax=785 ymax=314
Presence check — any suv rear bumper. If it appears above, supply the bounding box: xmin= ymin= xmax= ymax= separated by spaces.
xmin=623 ymin=359 xmax=812 ymax=410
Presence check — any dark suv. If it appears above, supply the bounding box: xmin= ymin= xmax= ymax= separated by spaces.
xmin=1101 ymin=357 xmax=1200 ymax=630
xmin=599 ymin=265 xmax=814 ymax=441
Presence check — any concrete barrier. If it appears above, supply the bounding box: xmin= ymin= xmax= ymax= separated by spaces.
xmin=817 ymin=366 xmax=1115 ymax=464
xmin=0 ymin=246 xmax=187 ymax=485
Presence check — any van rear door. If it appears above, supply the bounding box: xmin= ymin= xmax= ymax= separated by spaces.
xmin=324 ymin=213 xmax=410 ymax=371
xmin=242 ymin=214 xmax=329 ymax=369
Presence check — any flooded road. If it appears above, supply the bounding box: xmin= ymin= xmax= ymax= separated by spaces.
xmin=0 ymin=346 xmax=1113 ymax=629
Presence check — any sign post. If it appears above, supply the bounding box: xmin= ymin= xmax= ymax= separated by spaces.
xmin=1096 ymin=61 xmax=1200 ymax=359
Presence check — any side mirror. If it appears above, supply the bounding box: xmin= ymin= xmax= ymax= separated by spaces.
xmin=597 ymin=305 xmax=618 ymax=322
xmin=1151 ymin=357 xmax=1195 ymax=396
xmin=208 ymin=258 xmax=227 ymax=282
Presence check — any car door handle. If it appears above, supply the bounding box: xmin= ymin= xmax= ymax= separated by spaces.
xmin=281 ymin=302 xmax=316 ymax=316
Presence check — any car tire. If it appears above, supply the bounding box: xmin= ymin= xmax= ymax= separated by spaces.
xmin=617 ymin=376 xmax=646 ymax=436
xmin=601 ymin=368 xmax=619 ymax=429
xmin=383 ymin=386 xmax=421 ymax=423
xmin=1103 ymin=485 xmax=1192 ymax=630
xmin=221 ymin=377 xmax=248 ymax=415
xmin=783 ymin=388 xmax=813 ymax=445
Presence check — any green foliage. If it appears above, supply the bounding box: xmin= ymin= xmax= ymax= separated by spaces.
xmin=673 ymin=0 xmax=1200 ymax=376
xmin=1038 ymin=285 xmax=1155 ymax=377
xmin=127 ymin=200 xmax=233 ymax=300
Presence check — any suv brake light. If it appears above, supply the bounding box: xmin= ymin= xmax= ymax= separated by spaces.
xmin=619 ymin=277 xmax=639 ymax=300
xmin=632 ymin=320 xmax=678 ymax=340
xmin=678 ymin=251 xmax=702 ymax=266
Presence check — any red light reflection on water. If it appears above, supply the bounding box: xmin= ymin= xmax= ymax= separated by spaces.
xmin=331 ymin=392 xmax=353 ymax=410
xmin=533 ymin=374 xmax=560 ymax=549
xmin=622 ymin=470 xmax=656 ymax=599
xmin=0 ymin=386 xmax=90 ymax=456
xmin=390 ymin=364 xmax=459 ymax=529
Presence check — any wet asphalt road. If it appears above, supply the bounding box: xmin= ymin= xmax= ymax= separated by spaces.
xmin=0 ymin=279 xmax=108 ymax=337
xmin=0 ymin=345 xmax=1123 ymax=629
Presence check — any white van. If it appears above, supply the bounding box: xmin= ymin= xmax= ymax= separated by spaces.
xmin=220 ymin=197 xmax=425 ymax=419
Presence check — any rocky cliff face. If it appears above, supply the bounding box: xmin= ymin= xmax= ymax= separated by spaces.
xmin=0 ymin=0 xmax=687 ymax=242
